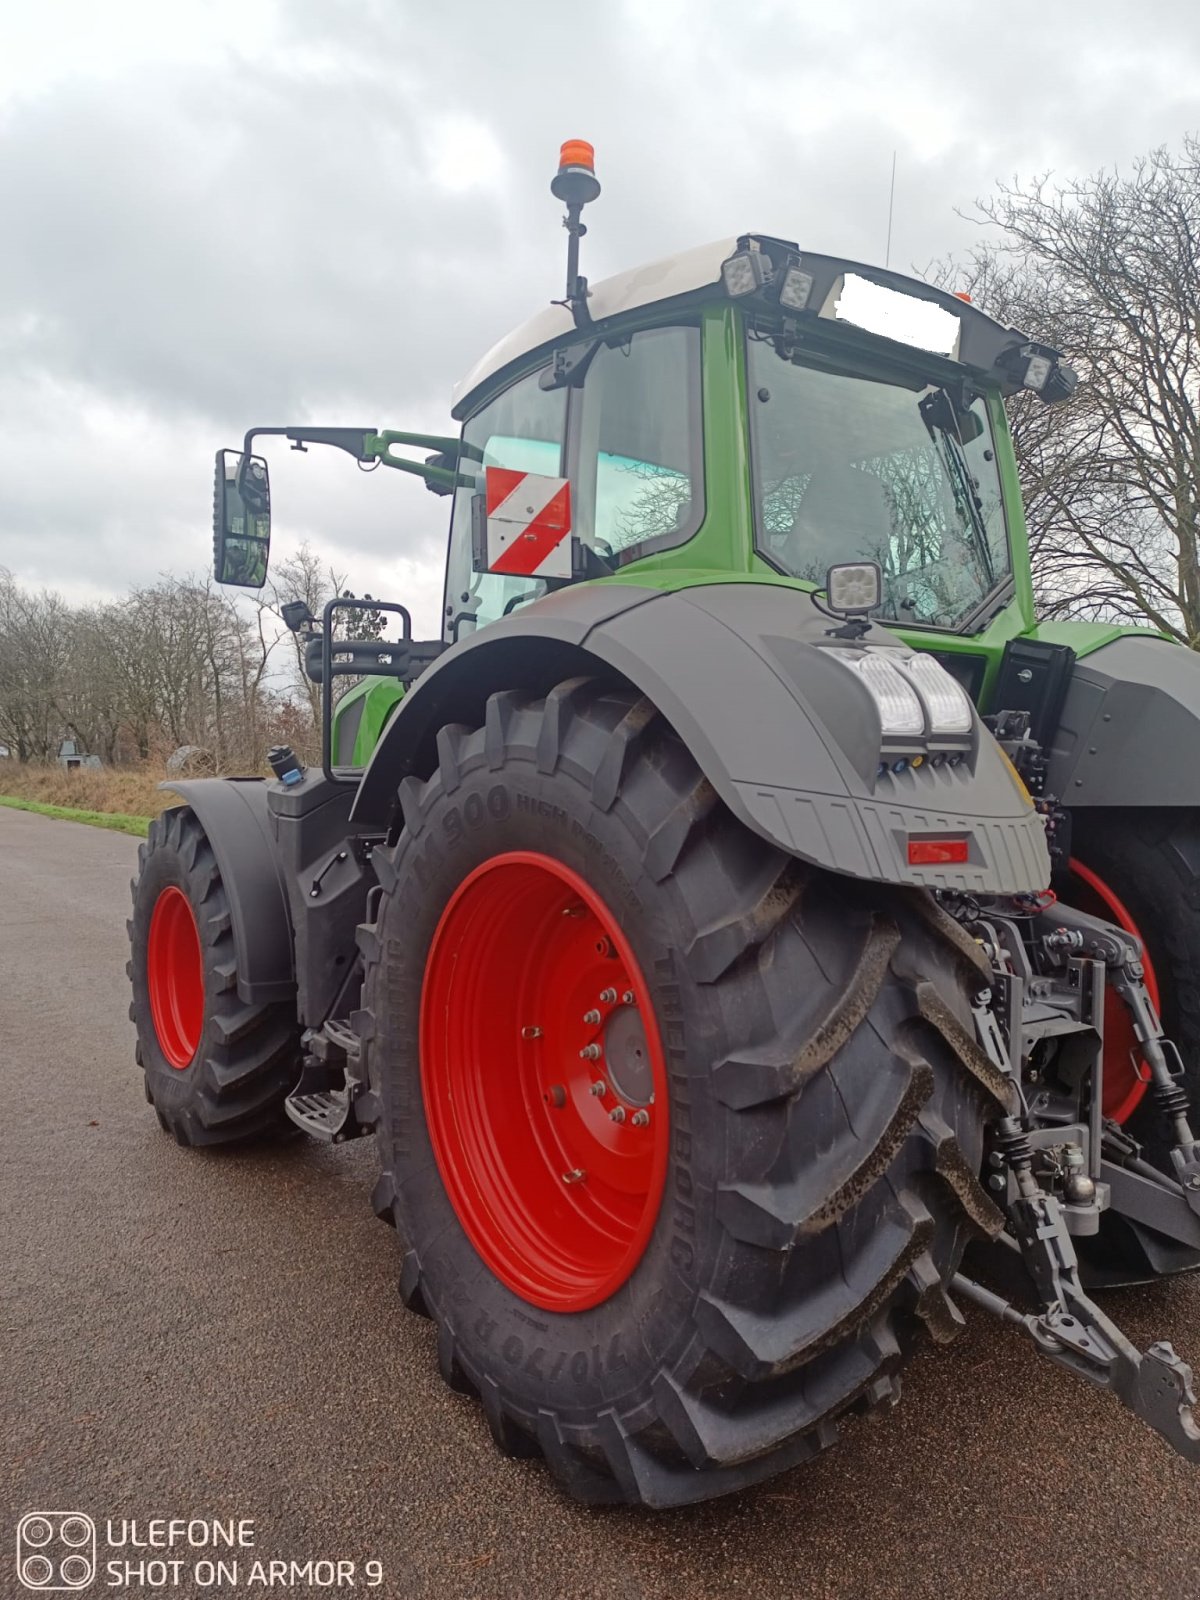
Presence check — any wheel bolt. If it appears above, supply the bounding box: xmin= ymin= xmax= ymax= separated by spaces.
xmin=631 ymin=1109 xmax=650 ymax=1127
xmin=589 ymin=1080 xmax=607 ymax=1097
xmin=599 ymin=987 xmax=618 ymax=1004
xmin=521 ymin=1025 xmax=543 ymax=1040
xmin=582 ymin=1008 xmax=601 ymax=1026
xmin=562 ymin=1168 xmax=586 ymax=1184
xmin=609 ymin=1106 xmax=626 ymax=1124
xmin=580 ymin=1043 xmax=602 ymax=1061
xmin=622 ymin=990 xmax=635 ymax=1005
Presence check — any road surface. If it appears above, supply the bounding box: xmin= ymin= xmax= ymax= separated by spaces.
xmin=3 ymin=805 xmax=1200 ymax=1599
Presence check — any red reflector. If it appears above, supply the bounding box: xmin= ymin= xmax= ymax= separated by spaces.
xmin=908 ymin=838 xmax=969 ymax=866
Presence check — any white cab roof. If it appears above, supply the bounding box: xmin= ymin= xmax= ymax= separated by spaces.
xmin=451 ymin=237 xmax=738 ymax=415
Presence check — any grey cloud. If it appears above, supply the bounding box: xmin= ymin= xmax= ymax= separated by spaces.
xmin=1 ymin=0 xmax=1197 ymax=604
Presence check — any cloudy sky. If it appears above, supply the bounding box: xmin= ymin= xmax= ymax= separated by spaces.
xmin=2 ymin=0 xmax=1198 ymax=634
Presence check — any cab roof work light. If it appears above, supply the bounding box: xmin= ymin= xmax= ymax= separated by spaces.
xmin=721 ymin=246 xmax=814 ymax=311
xmin=999 ymin=340 xmax=1078 ymax=404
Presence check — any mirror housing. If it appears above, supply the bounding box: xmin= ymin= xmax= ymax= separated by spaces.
xmin=213 ymin=449 xmax=271 ymax=587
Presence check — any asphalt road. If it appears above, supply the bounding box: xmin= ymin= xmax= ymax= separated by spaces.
xmin=4 ymin=805 xmax=1200 ymax=1600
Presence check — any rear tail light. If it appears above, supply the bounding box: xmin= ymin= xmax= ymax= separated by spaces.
xmin=907 ymin=838 xmax=969 ymax=866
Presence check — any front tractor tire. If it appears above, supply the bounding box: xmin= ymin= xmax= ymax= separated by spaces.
xmin=128 ymin=806 xmax=301 ymax=1146
xmin=359 ymin=680 xmax=1010 ymax=1508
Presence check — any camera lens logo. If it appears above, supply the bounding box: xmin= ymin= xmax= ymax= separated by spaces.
xmin=16 ymin=1514 xmax=96 ymax=1591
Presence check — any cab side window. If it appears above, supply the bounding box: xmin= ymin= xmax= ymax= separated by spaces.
xmin=444 ymin=369 xmax=567 ymax=638
xmin=576 ymin=325 xmax=702 ymax=563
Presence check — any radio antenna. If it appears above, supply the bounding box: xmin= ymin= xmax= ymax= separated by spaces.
xmin=885 ymin=150 xmax=897 ymax=267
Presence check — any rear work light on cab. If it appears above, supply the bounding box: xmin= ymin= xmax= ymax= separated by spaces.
xmin=721 ymin=249 xmax=773 ymax=297
xmin=721 ymin=247 xmax=814 ymax=312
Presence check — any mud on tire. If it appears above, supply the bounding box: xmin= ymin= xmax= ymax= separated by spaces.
xmin=128 ymin=806 xmax=301 ymax=1146
xmin=358 ymin=680 xmax=1011 ymax=1507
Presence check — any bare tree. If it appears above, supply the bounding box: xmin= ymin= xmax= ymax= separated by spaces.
xmin=0 ymin=570 xmax=284 ymax=769
xmin=266 ymin=542 xmax=388 ymax=749
xmin=0 ymin=570 xmax=73 ymax=761
xmin=935 ymin=137 xmax=1200 ymax=639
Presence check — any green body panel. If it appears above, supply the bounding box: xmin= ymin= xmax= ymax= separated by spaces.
xmin=333 ymin=674 xmax=407 ymax=768
xmin=336 ymin=303 xmax=1171 ymax=771
xmin=1024 ymin=617 xmax=1170 ymax=654
xmin=602 ymin=352 xmax=1025 ymax=715
xmin=603 ymin=344 xmax=1164 ymax=711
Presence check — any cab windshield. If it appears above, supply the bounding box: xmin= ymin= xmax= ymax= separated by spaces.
xmin=747 ymin=338 xmax=1011 ymax=630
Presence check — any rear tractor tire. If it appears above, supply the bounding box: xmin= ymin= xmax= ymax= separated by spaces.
xmin=358 ymin=679 xmax=1011 ymax=1507
xmin=128 ymin=806 xmax=301 ymax=1146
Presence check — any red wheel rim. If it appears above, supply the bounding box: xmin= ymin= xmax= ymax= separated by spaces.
xmin=1063 ymin=858 xmax=1160 ymax=1123
xmin=420 ymin=851 xmax=670 ymax=1312
xmin=147 ymin=886 xmax=204 ymax=1069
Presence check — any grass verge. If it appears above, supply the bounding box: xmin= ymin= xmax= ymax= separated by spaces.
xmin=0 ymin=794 xmax=152 ymax=837
xmin=0 ymin=763 xmax=169 ymax=815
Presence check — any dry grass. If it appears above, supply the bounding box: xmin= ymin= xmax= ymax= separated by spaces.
xmin=0 ymin=763 xmax=177 ymax=819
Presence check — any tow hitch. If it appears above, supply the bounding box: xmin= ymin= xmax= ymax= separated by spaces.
xmin=953 ymin=1114 xmax=1200 ymax=1461
xmin=950 ymin=894 xmax=1200 ymax=1463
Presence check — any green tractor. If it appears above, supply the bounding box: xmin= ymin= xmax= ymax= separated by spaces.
xmin=129 ymin=142 xmax=1200 ymax=1507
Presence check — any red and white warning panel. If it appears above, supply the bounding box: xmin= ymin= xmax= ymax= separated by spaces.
xmin=484 ymin=466 xmax=573 ymax=578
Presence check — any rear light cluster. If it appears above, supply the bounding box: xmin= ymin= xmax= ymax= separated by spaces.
xmin=824 ymin=647 xmax=974 ymax=739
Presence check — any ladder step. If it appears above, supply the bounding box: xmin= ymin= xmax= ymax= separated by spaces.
xmin=285 ymin=1087 xmax=354 ymax=1142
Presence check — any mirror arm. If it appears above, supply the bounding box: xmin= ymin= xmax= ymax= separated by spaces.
xmin=239 ymin=427 xmax=379 ymax=476
xmin=236 ymin=427 xmax=470 ymax=492
xmin=364 ymin=431 xmax=469 ymax=491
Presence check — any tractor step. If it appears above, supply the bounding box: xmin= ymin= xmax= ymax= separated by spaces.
xmin=311 ymin=1016 xmax=361 ymax=1064
xmin=285 ymin=1020 xmax=375 ymax=1143
xmin=285 ymin=1086 xmax=359 ymax=1142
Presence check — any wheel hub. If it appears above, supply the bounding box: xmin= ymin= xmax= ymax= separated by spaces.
xmin=419 ymin=851 xmax=670 ymax=1313
xmin=146 ymin=885 xmax=204 ymax=1070
xmin=600 ymin=1004 xmax=654 ymax=1106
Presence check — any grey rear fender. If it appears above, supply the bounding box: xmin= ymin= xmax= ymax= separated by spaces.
xmin=1047 ymin=635 xmax=1200 ymax=807
xmin=351 ymin=581 xmax=1049 ymax=894
xmin=163 ymin=779 xmax=295 ymax=1006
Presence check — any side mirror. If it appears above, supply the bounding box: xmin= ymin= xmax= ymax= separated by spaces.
xmin=213 ymin=449 xmax=271 ymax=588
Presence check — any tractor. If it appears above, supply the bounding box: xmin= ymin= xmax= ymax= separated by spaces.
xmin=128 ymin=141 xmax=1200 ymax=1508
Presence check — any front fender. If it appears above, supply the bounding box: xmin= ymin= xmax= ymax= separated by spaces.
xmin=164 ymin=779 xmax=294 ymax=1005
xmin=352 ymin=580 xmax=1049 ymax=894
xmin=1047 ymin=635 xmax=1200 ymax=807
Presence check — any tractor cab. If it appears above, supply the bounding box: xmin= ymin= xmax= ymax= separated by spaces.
xmin=211 ymin=141 xmax=1079 ymax=773
xmin=440 ymin=145 xmax=1074 ymax=656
